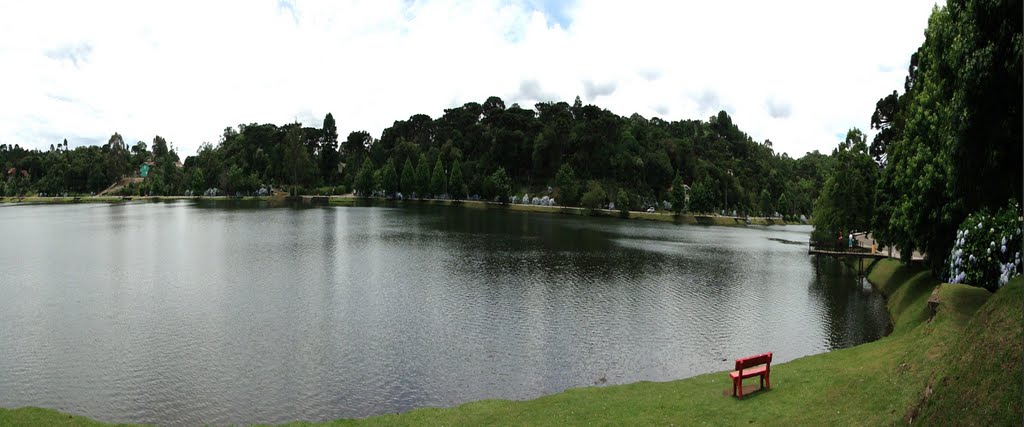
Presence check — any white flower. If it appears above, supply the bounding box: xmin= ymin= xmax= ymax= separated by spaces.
xmin=1002 ymin=245 xmax=1007 ymax=254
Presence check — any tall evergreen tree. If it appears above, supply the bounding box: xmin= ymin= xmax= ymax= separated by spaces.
xmin=320 ymin=113 xmax=340 ymax=183
xmin=670 ymin=173 xmax=686 ymax=214
xmin=430 ymin=158 xmax=446 ymax=197
xmin=449 ymin=159 xmax=465 ymax=199
xmin=354 ymin=159 xmax=375 ymax=197
xmin=400 ymin=158 xmax=415 ymax=195
xmin=414 ymin=154 xmax=429 ymax=197
xmin=381 ymin=158 xmax=398 ymax=196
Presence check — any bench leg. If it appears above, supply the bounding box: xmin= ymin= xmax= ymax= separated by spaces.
xmin=760 ymin=375 xmax=764 ymax=390
xmin=737 ymin=378 xmax=743 ymax=399
xmin=765 ymin=372 xmax=770 ymax=389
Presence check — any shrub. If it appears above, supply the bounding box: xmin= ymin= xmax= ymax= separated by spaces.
xmin=555 ymin=164 xmax=580 ymax=206
xmin=947 ymin=201 xmax=1022 ymax=291
xmin=580 ymin=181 xmax=606 ymax=209
xmin=482 ymin=167 xmax=512 ymax=203
xmin=617 ymin=189 xmax=630 ymax=218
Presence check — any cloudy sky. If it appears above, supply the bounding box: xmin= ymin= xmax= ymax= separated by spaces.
xmin=0 ymin=0 xmax=940 ymax=157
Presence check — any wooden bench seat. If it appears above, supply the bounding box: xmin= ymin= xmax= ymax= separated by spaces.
xmin=729 ymin=364 xmax=768 ymax=379
xmin=730 ymin=352 xmax=772 ymax=399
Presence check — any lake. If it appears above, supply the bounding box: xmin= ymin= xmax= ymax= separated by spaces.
xmin=0 ymin=201 xmax=890 ymax=425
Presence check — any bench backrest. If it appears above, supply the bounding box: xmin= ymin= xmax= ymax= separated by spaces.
xmin=735 ymin=352 xmax=772 ymax=371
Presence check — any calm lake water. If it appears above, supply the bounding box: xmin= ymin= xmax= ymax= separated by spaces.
xmin=0 ymin=201 xmax=889 ymax=425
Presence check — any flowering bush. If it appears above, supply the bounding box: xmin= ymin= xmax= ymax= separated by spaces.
xmin=946 ymin=201 xmax=1023 ymax=291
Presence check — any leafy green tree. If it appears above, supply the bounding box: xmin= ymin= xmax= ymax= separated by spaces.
xmin=554 ymin=163 xmax=579 ymax=206
xmin=152 ymin=135 xmax=169 ymax=160
xmin=341 ymin=130 xmax=371 ymax=185
xmin=580 ymin=181 xmax=607 ymax=209
xmin=812 ymin=129 xmax=877 ymax=241
xmin=354 ymin=159 xmax=375 ymax=197
xmin=777 ymin=193 xmax=789 ymax=216
xmin=283 ymin=124 xmax=314 ymax=192
xmin=381 ymin=158 xmax=398 ymax=196
xmin=759 ymin=189 xmax=773 ymax=216
xmin=449 ymin=159 xmax=465 ymax=199
xmin=430 ymin=158 xmax=446 ymax=197
xmin=414 ymin=154 xmax=429 ymax=197
xmin=190 ymin=168 xmax=205 ymax=194
xmin=670 ymin=173 xmax=686 ymax=214
xmin=617 ymin=189 xmax=630 ymax=217
xmin=372 ymin=169 xmax=382 ymax=194
xmin=871 ymin=0 xmax=1021 ymax=270
xmin=147 ymin=173 xmax=164 ymax=196
xmin=483 ymin=167 xmax=512 ymax=203
xmin=104 ymin=133 xmax=129 ymax=181
xmin=400 ymin=158 xmax=415 ymax=195
xmin=226 ymin=165 xmax=246 ymax=195
xmin=689 ymin=179 xmax=715 ymax=213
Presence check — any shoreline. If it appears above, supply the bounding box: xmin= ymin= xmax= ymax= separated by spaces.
xmin=0 ymin=195 xmax=803 ymax=227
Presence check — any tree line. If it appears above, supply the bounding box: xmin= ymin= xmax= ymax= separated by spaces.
xmin=3 ymin=98 xmax=836 ymax=218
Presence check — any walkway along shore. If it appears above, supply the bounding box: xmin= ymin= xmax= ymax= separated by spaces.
xmin=0 ymin=194 xmax=801 ymax=227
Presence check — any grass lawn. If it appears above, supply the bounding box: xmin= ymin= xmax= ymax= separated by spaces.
xmin=2 ymin=260 xmax=1020 ymax=426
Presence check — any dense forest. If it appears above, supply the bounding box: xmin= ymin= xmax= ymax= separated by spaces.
xmin=1 ymin=99 xmax=833 ymax=218
xmin=812 ymin=0 xmax=1021 ymax=288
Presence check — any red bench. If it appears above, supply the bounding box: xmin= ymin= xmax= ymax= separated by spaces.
xmin=730 ymin=352 xmax=772 ymax=399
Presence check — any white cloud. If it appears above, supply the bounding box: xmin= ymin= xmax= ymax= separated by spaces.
xmin=0 ymin=0 xmax=939 ymax=157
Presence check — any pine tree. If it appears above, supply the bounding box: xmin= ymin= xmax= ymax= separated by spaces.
xmin=400 ymin=158 xmax=415 ymax=195
xmin=430 ymin=158 xmax=446 ymax=197
xmin=671 ymin=173 xmax=686 ymax=214
xmin=354 ymin=159 xmax=375 ymax=197
xmin=381 ymin=158 xmax=398 ymax=196
xmin=414 ymin=154 xmax=430 ymax=197
xmin=449 ymin=159 xmax=465 ymax=199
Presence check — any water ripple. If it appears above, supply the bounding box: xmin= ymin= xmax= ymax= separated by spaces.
xmin=0 ymin=203 xmax=888 ymax=425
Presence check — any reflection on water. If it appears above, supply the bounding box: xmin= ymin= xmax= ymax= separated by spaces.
xmin=0 ymin=201 xmax=890 ymax=425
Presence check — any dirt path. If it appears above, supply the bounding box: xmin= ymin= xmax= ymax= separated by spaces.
xmin=97 ymin=177 xmax=143 ymax=196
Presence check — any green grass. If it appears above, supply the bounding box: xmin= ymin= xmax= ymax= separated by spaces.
xmin=3 ymin=260 xmax=1020 ymax=426
xmin=916 ymin=276 xmax=1023 ymax=425
xmin=0 ymin=407 xmax=133 ymax=427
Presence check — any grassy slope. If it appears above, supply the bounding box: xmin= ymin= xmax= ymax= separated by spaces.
xmin=917 ymin=275 xmax=1022 ymax=425
xmin=3 ymin=260 xmax=1019 ymax=426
